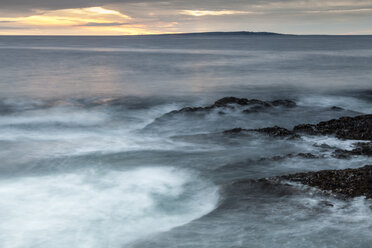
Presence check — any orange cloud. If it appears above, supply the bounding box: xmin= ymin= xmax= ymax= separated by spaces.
xmin=0 ymin=7 xmax=160 ymax=35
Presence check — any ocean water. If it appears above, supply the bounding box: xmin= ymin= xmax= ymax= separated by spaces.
xmin=0 ymin=35 xmax=371 ymax=248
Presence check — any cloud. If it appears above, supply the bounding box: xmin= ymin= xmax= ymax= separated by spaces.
xmin=0 ymin=0 xmax=372 ymax=34
xmin=0 ymin=7 xmax=132 ymax=26
xmin=0 ymin=0 xmax=163 ymax=11
xmin=80 ymin=22 xmax=132 ymax=26
xmin=0 ymin=25 xmax=28 ymax=29
xmin=180 ymin=10 xmax=253 ymax=16
xmin=0 ymin=6 xmax=156 ymax=34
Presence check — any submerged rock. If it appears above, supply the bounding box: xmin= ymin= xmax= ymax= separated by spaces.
xmin=279 ymin=165 xmax=372 ymax=199
xmin=293 ymin=114 xmax=372 ymax=140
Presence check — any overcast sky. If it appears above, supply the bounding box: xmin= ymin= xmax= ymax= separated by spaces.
xmin=0 ymin=0 xmax=371 ymax=35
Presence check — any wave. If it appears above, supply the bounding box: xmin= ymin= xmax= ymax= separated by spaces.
xmin=0 ymin=167 xmax=218 ymax=248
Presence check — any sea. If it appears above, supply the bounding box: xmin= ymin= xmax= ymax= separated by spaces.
xmin=0 ymin=34 xmax=371 ymax=248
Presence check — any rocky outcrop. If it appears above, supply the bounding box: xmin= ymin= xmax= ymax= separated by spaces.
xmin=251 ymin=126 xmax=299 ymax=138
xmin=259 ymin=153 xmax=320 ymax=162
xmin=224 ymin=114 xmax=372 ymax=142
xmin=279 ymin=165 xmax=372 ymax=199
xmin=293 ymin=114 xmax=372 ymax=140
xmin=332 ymin=142 xmax=372 ymax=159
xmin=164 ymin=97 xmax=297 ymax=117
xmin=223 ymin=126 xmax=299 ymax=139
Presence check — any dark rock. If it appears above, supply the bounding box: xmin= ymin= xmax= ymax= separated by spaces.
xmin=293 ymin=114 xmax=372 ymax=140
xmin=349 ymin=142 xmax=372 ymax=156
xmin=163 ymin=97 xmax=297 ymax=117
xmin=297 ymin=153 xmax=319 ymax=159
xmin=259 ymin=153 xmax=319 ymax=162
xmin=332 ymin=142 xmax=372 ymax=159
xmin=212 ymin=97 xmax=261 ymax=107
xmin=332 ymin=149 xmax=352 ymax=159
xmin=313 ymin=143 xmax=334 ymax=150
xmin=223 ymin=128 xmax=247 ymax=134
xmin=271 ymin=100 xmax=296 ymax=108
xmin=280 ymin=165 xmax=372 ymax=199
xmin=331 ymin=106 xmax=344 ymax=111
xmin=293 ymin=124 xmax=318 ymax=135
xmin=251 ymin=126 xmax=300 ymax=138
xmin=320 ymin=200 xmax=334 ymax=207
xmin=223 ymin=126 xmax=300 ymax=139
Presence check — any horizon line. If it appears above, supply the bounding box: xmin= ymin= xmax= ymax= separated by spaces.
xmin=0 ymin=31 xmax=371 ymax=36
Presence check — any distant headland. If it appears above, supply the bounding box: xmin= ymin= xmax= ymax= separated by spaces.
xmin=158 ymin=31 xmax=286 ymax=36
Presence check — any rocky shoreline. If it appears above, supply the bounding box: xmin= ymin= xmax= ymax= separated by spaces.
xmin=277 ymin=165 xmax=372 ymax=199
xmin=163 ymin=97 xmax=372 ymax=200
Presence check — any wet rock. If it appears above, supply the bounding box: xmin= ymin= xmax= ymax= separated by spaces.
xmin=223 ymin=128 xmax=248 ymax=134
xmin=331 ymin=106 xmax=344 ymax=111
xmin=280 ymin=165 xmax=372 ymax=199
xmin=350 ymin=142 xmax=372 ymax=156
xmin=258 ymin=153 xmax=320 ymax=162
xmin=293 ymin=114 xmax=372 ymax=140
xmin=332 ymin=149 xmax=352 ymax=159
xmin=223 ymin=126 xmax=300 ymax=139
xmin=313 ymin=143 xmax=334 ymax=150
xmin=271 ymin=100 xmax=296 ymax=108
xmin=293 ymin=124 xmax=318 ymax=135
xmin=332 ymin=142 xmax=372 ymax=159
xmin=296 ymin=153 xmax=319 ymax=159
xmin=212 ymin=97 xmax=268 ymax=107
xmin=320 ymin=200 xmax=334 ymax=207
xmin=251 ymin=126 xmax=299 ymax=138
xmin=163 ymin=97 xmax=297 ymax=116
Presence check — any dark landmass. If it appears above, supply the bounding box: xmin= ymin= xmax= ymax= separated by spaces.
xmin=159 ymin=31 xmax=284 ymax=36
xmin=278 ymin=165 xmax=372 ymax=199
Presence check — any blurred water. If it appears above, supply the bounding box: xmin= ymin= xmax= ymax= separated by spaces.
xmin=0 ymin=35 xmax=371 ymax=248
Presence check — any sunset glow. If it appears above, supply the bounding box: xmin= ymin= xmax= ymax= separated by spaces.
xmin=0 ymin=7 xmax=155 ymax=35
xmin=0 ymin=0 xmax=372 ymax=35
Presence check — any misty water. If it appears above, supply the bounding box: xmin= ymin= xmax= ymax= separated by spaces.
xmin=0 ymin=35 xmax=371 ymax=248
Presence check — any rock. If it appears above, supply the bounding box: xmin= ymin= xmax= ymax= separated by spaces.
xmin=320 ymin=200 xmax=334 ymax=207
xmin=350 ymin=142 xmax=372 ymax=156
xmin=163 ymin=97 xmax=297 ymax=117
xmin=223 ymin=126 xmax=300 ymax=139
xmin=271 ymin=100 xmax=296 ymax=108
xmin=332 ymin=142 xmax=372 ymax=159
xmin=258 ymin=153 xmax=319 ymax=162
xmin=223 ymin=128 xmax=247 ymax=134
xmin=293 ymin=124 xmax=318 ymax=135
xmin=297 ymin=153 xmax=319 ymax=159
xmin=332 ymin=149 xmax=352 ymax=159
xmin=212 ymin=97 xmax=266 ymax=107
xmin=251 ymin=126 xmax=300 ymax=139
xmin=279 ymin=165 xmax=372 ymax=199
xmin=331 ymin=106 xmax=344 ymax=111
xmin=293 ymin=114 xmax=372 ymax=140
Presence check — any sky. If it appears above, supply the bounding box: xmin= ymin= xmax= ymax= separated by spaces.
xmin=0 ymin=0 xmax=371 ymax=35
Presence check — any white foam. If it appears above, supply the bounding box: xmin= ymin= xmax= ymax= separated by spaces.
xmin=0 ymin=107 xmax=108 ymax=126
xmin=0 ymin=167 xmax=218 ymax=248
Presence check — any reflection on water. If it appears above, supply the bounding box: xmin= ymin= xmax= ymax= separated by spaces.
xmin=1 ymin=35 xmax=372 ymax=98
